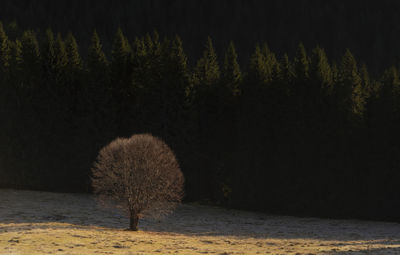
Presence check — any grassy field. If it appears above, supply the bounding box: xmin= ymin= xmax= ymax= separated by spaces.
xmin=1 ymin=189 xmax=400 ymax=255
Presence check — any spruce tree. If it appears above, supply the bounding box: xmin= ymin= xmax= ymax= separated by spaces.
xmin=86 ymin=30 xmax=112 ymax=150
xmin=193 ymin=36 xmax=220 ymax=87
xmin=359 ymin=64 xmax=377 ymax=99
xmin=87 ymin=30 xmax=109 ymax=103
xmin=0 ymin=22 xmax=10 ymax=79
xmin=294 ymin=42 xmax=310 ymax=82
xmin=380 ymin=67 xmax=400 ymax=112
xmin=110 ymin=28 xmax=131 ymax=83
xmin=64 ymin=32 xmax=83 ymax=114
xmin=292 ymin=43 xmax=310 ymax=130
xmin=9 ymin=39 xmax=22 ymax=81
xmin=262 ymin=43 xmax=278 ymax=83
xmin=41 ymin=29 xmax=57 ymax=82
xmin=88 ymin=30 xmax=108 ymax=74
xmin=151 ymin=35 xmax=192 ymax=146
xmin=54 ymin=33 xmax=68 ymax=83
xmin=339 ymin=49 xmax=364 ymax=117
xmin=192 ymin=36 xmax=222 ymax=199
xmin=310 ymin=46 xmax=332 ymax=92
xmin=65 ymin=33 xmax=82 ymax=75
xmin=248 ymin=44 xmax=267 ymax=85
xmin=110 ymin=28 xmax=132 ymax=135
xmin=20 ymin=30 xmax=40 ymax=86
xmin=222 ymin=41 xmax=241 ymax=96
xmin=280 ymin=54 xmax=294 ymax=90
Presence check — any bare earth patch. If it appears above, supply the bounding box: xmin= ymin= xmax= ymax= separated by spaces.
xmin=1 ymin=189 xmax=400 ymax=254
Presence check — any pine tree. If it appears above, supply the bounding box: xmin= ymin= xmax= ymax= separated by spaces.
xmin=308 ymin=46 xmax=333 ymax=157
xmin=0 ymin=22 xmax=10 ymax=79
xmin=339 ymin=49 xmax=365 ymax=117
xmin=41 ymin=29 xmax=57 ymax=81
xmin=109 ymin=28 xmax=132 ymax=135
xmin=9 ymin=39 xmax=22 ymax=81
xmin=87 ymin=30 xmax=109 ymax=105
xmin=85 ymin=30 xmax=112 ymax=154
xmin=248 ymin=44 xmax=267 ymax=84
xmin=222 ymin=41 xmax=241 ymax=96
xmin=280 ymin=54 xmax=294 ymax=90
xmin=292 ymin=42 xmax=310 ymax=131
xmin=110 ymin=28 xmax=131 ymax=84
xmin=65 ymin=33 xmax=82 ymax=76
xmin=64 ymin=32 xmax=83 ymax=113
xmin=20 ymin=30 xmax=40 ymax=86
xmin=262 ymin=43 xmax=278 ymax=83
xmin=193 ymin=36 xmax=220 ymax=87
xmin=310 ymin=46 xmax=332 ymax=93
xmin=381 ymin=67 xmax=400 ymax=108
xmin=54 ymin=33 xmax=68 ymax=83
xmin=156 ymin=35 xmax=192 ymax=144
xmin=88 ymin=30 xmax=108 ymax=74
xmin=192 ymin=36 xmax=222 ymax=199
xmin=370 ymin=67 xmax=400 ymax=144
xmin=359 ymin=64 xmax=377 ymax=99
xmin=294 ymin=42 xmax=310 ymax=82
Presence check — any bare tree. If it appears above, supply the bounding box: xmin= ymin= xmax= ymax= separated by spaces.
xmin=91 ymin=134 xmax=184 ymax=231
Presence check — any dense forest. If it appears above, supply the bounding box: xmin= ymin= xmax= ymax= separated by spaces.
xmin=1 ymin=1 xmax=400 ymax=222
xmin=0 ymin=0 xmax=400 ymax=74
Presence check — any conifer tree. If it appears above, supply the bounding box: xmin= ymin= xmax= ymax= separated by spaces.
xmin=86 ymin=30 xmax=112 ymax=151
xmin=0 ymin=22 xmax=10 ymax=79
xmin=222 ymin=41 xmax=241 ymax=96
xmin=110 ymin=28 xmax=131 ymax=100
xmin=193 ymin=36 xmax=220 ymax=87
xmin=110 ymin=28 xmax=131 ymax=83
xmin=133 ymin=32 xmax=165 ymax=136
xmin=87 ymin=30 xmax=109 ymax=106
xmin=109 ymin=28 xmax=132 ymax=135
xmin=310 ymin=46 xmax=332 ymax=93
xmin=369 ymin=67 xmax=400 ymax=145
xmin=17 ymin=31 xmax=41 ymax=130
xmin=248 ymin=44 xmax=267 ymax=85
xmin=162 ymin=35 xmax=191 ymax=115
xmin=54 ymin=33 xmax=68 ymax=83
xmin=41 ymin=29 xmax=57 ymax=81
xmin=339 ymin=49 xmax=365 ymax=117
xmin=292 ymin=42 xmax=310 ymax=130
xmin=192 ymin=36 xmax=222 ymax=199
xmin=138 ymin=35 xmax=192 ymax=148
xmin=88 ymin=30 xmax=108 ymax=75
xmin=308 ymin=46 xmax=333 ymax=152
xmin=262 ymin=43 xmax=278 ymax=83
xmin=359 ymin=64 xmax=377 ymax=99
xmin=20 ymin=30 xmax=40 ymax=85
xmin=280 ymin=54 xmax=294 ymax=90
xmin=65 ymin=33 xmax=82 ymax=75
xmin=9 ymin=39 xmax=22 ymax=81
xmin=221 ymin=40 xmax=243 ymax=192
xmin=380 ymin=67 xmax=400 ymax=111
xmin=64 ymin=32 xmax=83 ymax=116
xmin=294 ymin=42 xmax=310 ymax=82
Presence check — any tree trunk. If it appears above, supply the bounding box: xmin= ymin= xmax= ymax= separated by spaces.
xmin=129 ymin=210 xmax=139 ymax=231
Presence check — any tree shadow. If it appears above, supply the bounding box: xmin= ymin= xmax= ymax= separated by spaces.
xmin=2 ymin=189 xmax=400 ymax=243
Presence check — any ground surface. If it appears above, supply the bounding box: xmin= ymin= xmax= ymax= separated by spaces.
xmin=1 ymin=189 xmax=400 ymax=255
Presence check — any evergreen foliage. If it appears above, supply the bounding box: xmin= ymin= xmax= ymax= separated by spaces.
xmin=1 ymin=26 xmax=400 ymax=222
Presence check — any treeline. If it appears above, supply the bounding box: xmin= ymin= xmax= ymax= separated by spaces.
xmin=1 ymin=0 xmax=400 ymax=74
xmin=1 ymin=23 xmax=400 ymax=221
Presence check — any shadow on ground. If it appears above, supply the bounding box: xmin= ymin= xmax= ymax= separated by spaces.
xmin=1 ymin=189 xmax=400 ymax=243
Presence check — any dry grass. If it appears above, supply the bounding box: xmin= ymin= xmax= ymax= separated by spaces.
xmin=1 ymin=189 xmax=400 ymax=255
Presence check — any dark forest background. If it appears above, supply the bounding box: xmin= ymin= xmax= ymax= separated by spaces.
xmin=1 ymin=0 xmax=400 ymax=222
